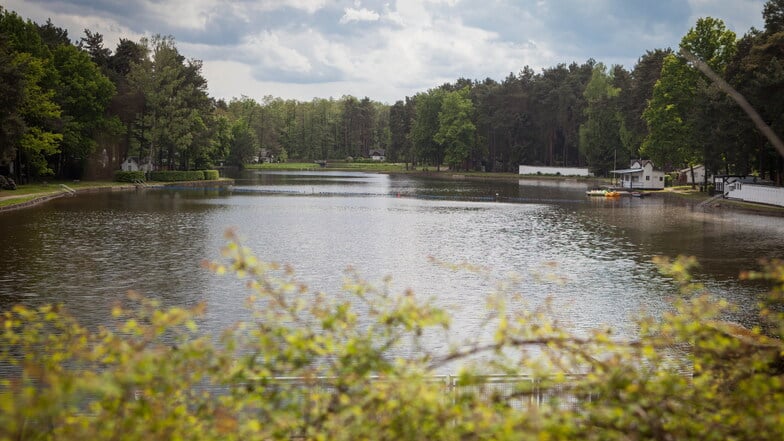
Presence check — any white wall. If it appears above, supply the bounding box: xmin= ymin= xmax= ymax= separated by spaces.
xmin=519 ymin=165 xmax=592 ymax=176
xmin=725 ymin=183 xmax=784 ymax=207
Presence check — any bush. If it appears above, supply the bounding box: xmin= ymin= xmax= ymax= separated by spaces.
xmin=202 ymin=170 xmax=220 ymax=180
xmin=114 ymin=170 xmax=145 ymax=183
xmin=1 ymin=234 xmax=783 ymax=440
xmin=147 ymin=170 xmax=205 ymax=182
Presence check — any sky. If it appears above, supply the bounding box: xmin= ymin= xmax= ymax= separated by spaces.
xmin=3 ymin=0 xmax=768 ymax=104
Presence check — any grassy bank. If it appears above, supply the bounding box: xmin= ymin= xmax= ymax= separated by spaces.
xmin=0 ymin=181 xmax=130 ymax=208
xmin=660 ymin=185 xmax=784 ymax=215
xmin=661 ymin=185 xmax=711 ymax=201
xmin=0 ymin=179 xmax=232 ymax=211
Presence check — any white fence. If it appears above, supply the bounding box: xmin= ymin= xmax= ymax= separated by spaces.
xmin=519 ymin=165 xmax=592 ymax=176
xmin=725 ymin=183 xmax=784 ymax=207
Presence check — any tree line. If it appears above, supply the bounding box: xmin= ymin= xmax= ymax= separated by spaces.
xmin=1 ymin=1 xmax=783 ymax=183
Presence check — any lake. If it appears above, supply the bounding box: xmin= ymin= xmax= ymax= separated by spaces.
xmin=1 ymin=171 xmax=783 ymax=347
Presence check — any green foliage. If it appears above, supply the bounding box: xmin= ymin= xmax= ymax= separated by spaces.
xmin=643 ymin=18 xmax=740 ymax=174
xmin=0 ymin=39 xmax=27 ymax=165
xmin=128 ymin=35 xmax=212 ymax=171
xmin=579 ymin=64 xmax=624 ymax=175
xmin=52 ymin=44 xmax=116 ymax=175
xmin=681 ymin=17 xmax=737 ymax=73
xmin=227 ymin=121 xmax=258 ymax=167
xmin=764 ymin=0 xmax=784 ymax=34
xmin=202 ymin=169 xmax=219 ymax=180
xmin=434 ymin=87 xmax=476 ymax=170
xmin=410 ymin=88 xmax=446 ymax=168
xmin=8 ymin=50 xmax=62 ymax=177
xmin=2 ymin=231 xmax=784 ymax=440
xmin=147 ymin=170 xmax=205 ymax=182
xmin=641 ymin=54 xmax=696 ymax=170
xmin=113 ymin=170 xmax=145 ymax=182
xmin=2 ymin=5 xmax=783 ymax=183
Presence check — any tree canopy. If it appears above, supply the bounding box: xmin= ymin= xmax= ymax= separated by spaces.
xmin=0 ymin=2 xmax=782 ymax=183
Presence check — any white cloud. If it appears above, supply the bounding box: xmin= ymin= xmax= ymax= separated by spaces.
xmin=687 ymin=0 xmax=765 ymax=33
xmin=340 ymin=7 xmax=381 ymax=24
xmin=142 ymin=0 xmax=211 ymax=30
xmin=3 ymin=0 xmax=142 ymax=49
xmin=2 ymin=0 xmax=769 ymax=103
xmin=247 ymin=0 xmax=328 ymax=14
xmin=244 ymin=31 xmax=313 ymax=74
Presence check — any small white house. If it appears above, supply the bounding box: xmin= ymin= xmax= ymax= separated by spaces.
xmin=678 ymin=164 xmax=709 ymax=185
xmin=121 ymin=157 xmax=154 ymax=172
xmin=369 ymin=149 xmax=386 ymax=161
xmin=611 ymin=160 xmax=665 ymax=190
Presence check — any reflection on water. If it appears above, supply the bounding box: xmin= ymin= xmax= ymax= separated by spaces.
xmin=1 ymin=171 xmax=783 ymax=350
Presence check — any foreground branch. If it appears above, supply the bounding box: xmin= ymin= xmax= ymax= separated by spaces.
xmin=680 ymin=48 xmax=784 ymax=159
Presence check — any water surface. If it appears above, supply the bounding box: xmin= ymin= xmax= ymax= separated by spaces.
xmin=1 ymin=171 xmax=782 ymax=347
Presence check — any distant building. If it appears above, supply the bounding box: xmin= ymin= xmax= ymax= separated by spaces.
xmin=258 ymin=148 xmax=274 ymax=163
xmin=721 ymin=176 xmax=784 ymax=207
xmin=518 ymin=165 xmax=592 ymax=176
xmin=611 ymin=160 xmax=665 ymax=190
xmin=678 ymin=164 xmax=709 ymax=185
xmin=120 ymin=157 xmax=154 ymax=172
xmin=369 ymin=149 xmax=386 ymax=161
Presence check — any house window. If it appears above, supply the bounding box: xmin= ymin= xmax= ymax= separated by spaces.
xmin=646 ymin=176 xmax=650 ymax=181
xmin=659 ymin=177 xmax=663 ymax=181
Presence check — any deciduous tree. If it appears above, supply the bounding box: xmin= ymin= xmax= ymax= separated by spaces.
xmin=435 ymin=87 xmax=476 ymax=171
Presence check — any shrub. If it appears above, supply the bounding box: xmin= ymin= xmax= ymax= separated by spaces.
xmin=147 ymin=170 xmax=205 ymax=182
xmin=202 ymin=170 xmax=220 ymax=180
xmin=1 ymin=234 xmax=783 ymax=440
xmin=114 ymin=170 xmax=145 ymax=183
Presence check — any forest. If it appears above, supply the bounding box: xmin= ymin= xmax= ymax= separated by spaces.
xmin=0 ymin=1 xmax=783 ymax=183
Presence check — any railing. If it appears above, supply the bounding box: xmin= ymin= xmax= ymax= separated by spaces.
xmin=218 ymin=374 xmax=590 ymax=412
xmin=59 ymin=184 xmax=76 ymax=195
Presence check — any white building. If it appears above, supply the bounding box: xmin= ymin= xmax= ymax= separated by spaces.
xmin=369 ymin=149 xmax=386 ymax=161
xmin=611 ymin=160 xmax=665 ymax=190
xmin=518 ymin=165 xmax=592 ymax=176
xmin=120 ymin=157 xmax=154 ymax=172
xmin=678 ymin=164 xmax=709 ymax=185
xmin=718 ymin=176 xmax=784 ymax=207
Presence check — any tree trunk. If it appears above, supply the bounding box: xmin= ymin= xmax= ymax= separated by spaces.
xmin=690 ymin=164 xmax=696 ymax=190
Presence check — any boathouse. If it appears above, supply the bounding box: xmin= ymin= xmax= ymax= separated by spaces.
xmin=611 ymin=160 xmax=665 ymax=190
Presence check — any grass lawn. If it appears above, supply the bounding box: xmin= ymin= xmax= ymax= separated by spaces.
xmin=0 ymin=181 xmax=129 ymax=207
xmin=661 ymin=185 xmax=712 ymax=201
xmin=0 ymin=195 xmax=39 ymax=208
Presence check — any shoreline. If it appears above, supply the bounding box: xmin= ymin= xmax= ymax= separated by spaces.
xmin=0 ymin=179 xmax=234 ymax=213
xmin=2 ymin=172 xmax=782 ymax=216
